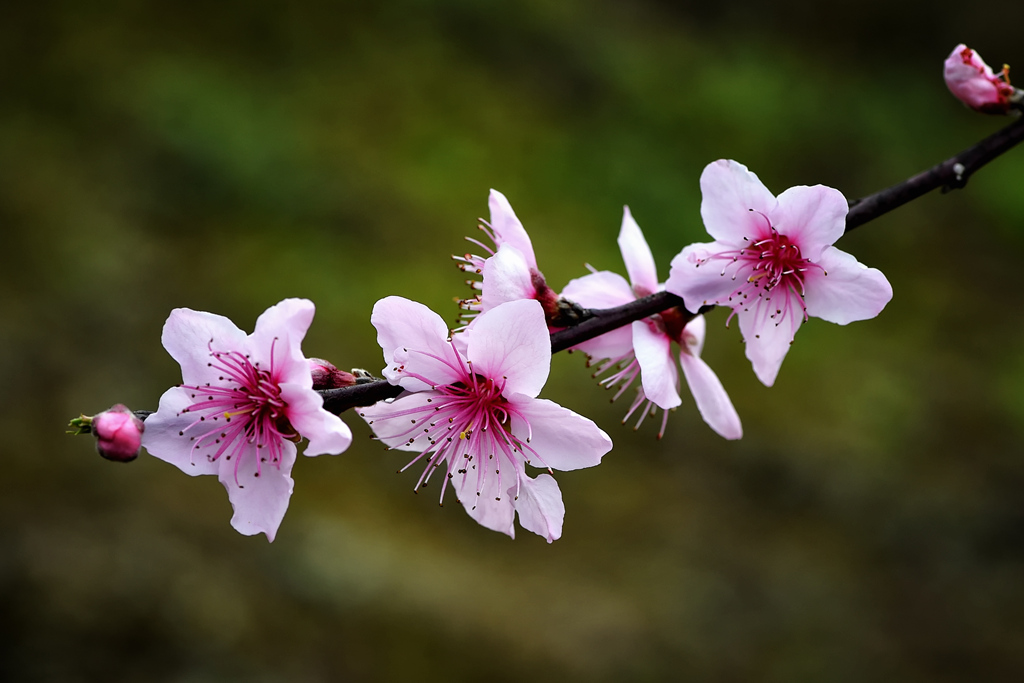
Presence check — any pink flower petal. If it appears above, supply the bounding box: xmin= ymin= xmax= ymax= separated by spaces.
xmin=682 ymin=313 xmax=707 ymax=357
xmin=737 ymin=298 xmax=803 ymax=387
xmin=562 ymin=270 xmax=635 ymax=309
xmin=279 ymin=383 xmax=353 ymax=456
xmin=618 ymin=206 xmax=659 ymax=295
xmin=250 ymin=298 xmax=315 ymax=382
xmin=666 ymin=241 xmax=742 ymax=312
xmin=142 ymin=387 xmax=222 ymax=476
xmin=479 ymin=244 xmax=537 ymax=313
xmin=513 ymin=473 xmax=564 ymax=543
xmin=508 ymin=396 xmax=612 ymax=471
xmin=771 ymin=185 xmax=848 ymax=260
xmin=700 ymin=159 xmax=778 ymax=243
xmin=803 ymin=246 xmax=893 ymax=325
xmin=218 ymin=441 xmax=297 ymax=542
xmin=678 ymin=349 xmax=742 ymax=440
xmin=358 ymin=392 xmax=437 ymax=452
xmin=561 ymin=270 xmax=635 ymax=360
xmin=631 ymin=320 xmax=682 ymax=410
xmin=489 ymin=189 xmax=537 ymax=269
xmin=453 ymin=456 xmax=517 ymax=538
xmin=161 ymin=309 xmax=247 ymax=387
xmin=465 ymin=299 xmax=550 ymax=399
xmin=371 ymin=296 xmax=462 ymax=392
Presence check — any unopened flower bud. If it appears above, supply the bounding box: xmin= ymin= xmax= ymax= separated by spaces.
xmin=944 ymin=44 xmax=1019 ymax=114
xmin=92 ymin=404 xmax=144 ymax=462
xmin=309 ymin=358 xmax=357 ymax=390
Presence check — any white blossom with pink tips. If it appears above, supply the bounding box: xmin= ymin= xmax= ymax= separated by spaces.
xmin=562 ymin=207 xmax=741 ymax=440
xmin=944 ymin=44 xmax=1018 ymax=114
xmin=143 ymin=299 xmax=353 ymax=541
xmin=667 ymin=160 xmax=892 ymax=387
xmin=361 ymin=297 xmax=612 ymax=542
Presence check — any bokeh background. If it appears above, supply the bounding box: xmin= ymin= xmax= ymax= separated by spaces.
xmin=4 ymin=1 xmax=1024 ymax=681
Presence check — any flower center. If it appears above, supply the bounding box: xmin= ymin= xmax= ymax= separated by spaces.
xmin=695 ymin=211 xmax=825 ymax=328
xmin=362 ymin=342 xmax=545 ymax=508
xmin=177 ymin=339 xmax=296 ymax=485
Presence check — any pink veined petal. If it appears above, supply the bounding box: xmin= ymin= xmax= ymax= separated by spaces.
xmin=479 ymin=244 xmax=537 ymax=313
xmin=513 ymin=473 xmax=565 ymax=543
xmin=631 ymin=320 xmax=682 ymax=410
xmin=142 ymin=386 xmax=221 ymax=476
xmin=618 ymin=206 xmax=659 ymax=295
xmin=219 ymin=440 xmax=298 ymax=542
xmin=562 ymin=270 xmax=635 ymax=309
xmin=250 ymin=298 xmax=315 ymax=382
xmin=508 ymin=395 xmax=612 ymax=472
xmin=681 ymin=314 xmax=707 ymax=358
xmin=561 ymin=270 xmax=635 ymax=360
xmin=358 ymin=392 xmax=437 ymax=453
xmin=452 ymin=456 xmax=517 ymax=538
xmin=666 ymin=241 xmax=743 ymax=312
xmin=700 ymin=159 xmax=778 ymax=243
xmin=162 ymin=308 xmax=247 ymax=387
xmin=803 ymin=246 xmax=893 ymax=325
xmin=771 ymin=185 xmax=848 ymax=260
xmin=736 ymin=297 xmax=803 ymax=387
xmin=678 ymin=350 xmax=743 ymax=440
xmin=371 ymin=297 xmax=462 ymax=392
xmin=568 ymin=324 xmax=634 ymax=363
xmin=279 ymin=383 xmax=353 ymax=456
xmin=466 ymin=299 xmax=550 ymax=399
xmin=488 ymin=189 xmax=537 ymax=269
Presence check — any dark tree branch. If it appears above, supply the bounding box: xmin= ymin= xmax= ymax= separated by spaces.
xmin=845 ymin=116 xmax=1024 ymax=231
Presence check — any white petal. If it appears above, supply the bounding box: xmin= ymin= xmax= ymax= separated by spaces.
xmin=508 ymin=396 xmax=612 ymax=472
xmin=359 ymin=392 xmax=437 ymax=453
xmin=618 ymin=207 xmax=659 ymax=294
xmin=371 ymin=297 xmax=462 ymax=392
xmin=736 ymin=296 xmax=803 ymax=387
xmin=771 ymin=185 xmax=848 ymax=260
xmin=803 ymin=247 xmax=893 ymax=325
xmin=700 ymin=159 xmax=778 ymax=243
xmin=219 ymin=441 xmax=297 ymax=542
xmin=452 ymin=454 xmax=517 ymax=538
xmin=514 ymin=473 xmax=565 ymax=543
xmin=142 ymin=386 xmax=221 ymax=476
xmin=489 ymin=189 xmax=537 ymax=269
xmin=465 ymin=299 xmax=550 ymax=399
xmin=632 ymin=320 xmax=682 ymax=410
xmin=666 ymin=241 xmax=744 ymax=313
xmin=161 ymin=308 xmax=246 ymax=387
xmin=479 ymin=244 xmax=537 ymax=313
xmin=279 ymin=383 xmax=353 ymax=456
xmin=679 ymin=351 xmax=742 ymax=440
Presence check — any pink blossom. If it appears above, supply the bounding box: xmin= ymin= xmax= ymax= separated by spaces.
xmin=454 ymin=190 xmax=560 ymax=323
xmin=562 ymin=207 xmax=741 ymax=440
xmin=667 ymin=160 xmax=892 ymax=387
xmin=92 ymin=404 xmax=145 ymax=462
xmin=944 ymin=44 xmax=1017 ymax=114
xmin=142 ymin=299 xmax=352 ymax=541
xmin=361 ymin=297 xmax=612 ymax=542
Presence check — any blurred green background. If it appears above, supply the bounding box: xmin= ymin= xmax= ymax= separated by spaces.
xmin=4 ymin=1 xmax=1024 ymax=681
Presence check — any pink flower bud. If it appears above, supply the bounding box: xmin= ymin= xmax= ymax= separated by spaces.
xmin=92 ymin=404 xmax=144 ymax=462
xmin=944 ymin=44 xmax=1016 ymax=114
xmin=308 ymin=358 xmax=357 ymax=390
